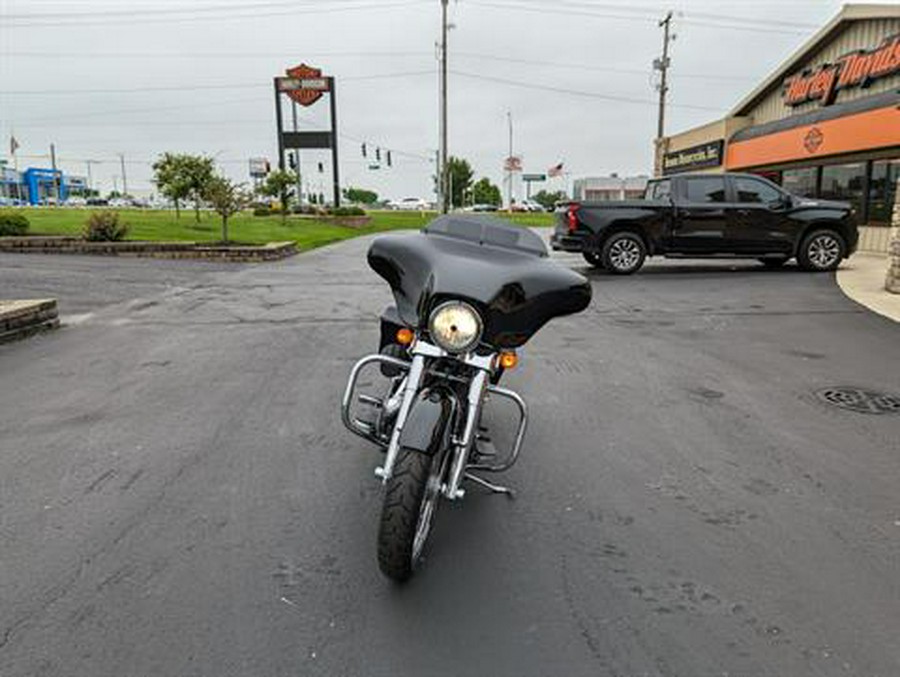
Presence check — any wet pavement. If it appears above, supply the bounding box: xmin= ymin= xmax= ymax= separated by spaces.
xmin=1 ymin=238 xmax=899 ymax=677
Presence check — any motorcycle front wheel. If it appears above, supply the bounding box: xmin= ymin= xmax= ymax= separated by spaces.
xmin=377 ymin=446 xmax=443 ymax=582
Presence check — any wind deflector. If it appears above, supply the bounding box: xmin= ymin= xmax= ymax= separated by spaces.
xmin=423 ymin=215 xmax=548 ymax=257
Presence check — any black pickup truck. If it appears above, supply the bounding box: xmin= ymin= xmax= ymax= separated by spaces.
xmin=551 ymin=172 xmax=858 ymax=274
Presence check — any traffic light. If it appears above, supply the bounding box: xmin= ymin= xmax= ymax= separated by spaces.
xmin=361 ymin=143 xmax=367 ymax=158
xmin=318 ymin=162 xmax=324 ymax=173
xmin=387 ymin=150 xmax=392 ymax=167
xmin=288 ymin=152 xmax=297 ymax=170
xmin=376 ymin=147 xmax=381 ymax=162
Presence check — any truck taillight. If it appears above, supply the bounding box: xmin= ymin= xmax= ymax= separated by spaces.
xmin=567 ymin=203 xmax=580 ymax=233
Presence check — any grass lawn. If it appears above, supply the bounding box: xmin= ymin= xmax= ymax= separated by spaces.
xmin=9 ymin=208 xmax=555 ymax=250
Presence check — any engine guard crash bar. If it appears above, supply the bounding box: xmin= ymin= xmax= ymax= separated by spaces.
xmin=469 ymin=383 xmax=528 ymax=474
xmin=341 ymin=353 xmax=411 ymax=446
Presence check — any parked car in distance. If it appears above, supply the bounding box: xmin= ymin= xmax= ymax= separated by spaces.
xmin=467 ymin=203 xmax=499 ymax=212
xmin=86 ymin=197 xmax=109 ymax=207
xmin=551 ymin=172 xmax=858 ymax=274
xmin=390 ymin=197 xmax=430 ymax=211
xmin=64 ymin=197 xmax=88 ymax=207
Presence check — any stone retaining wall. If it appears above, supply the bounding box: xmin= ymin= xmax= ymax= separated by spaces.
xmin=0 ymin=237 xmax=297 ymax=262
xmin=0 ymin=299 xmax=60 ymax=344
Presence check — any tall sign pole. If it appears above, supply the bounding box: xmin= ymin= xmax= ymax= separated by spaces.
xmin=329 ymin=77 xmax=341 ymax=208
xmin=440 ymin=0 xmax=449 ymax=213
xmin=274 ymin=79 xmax=286 ymax=172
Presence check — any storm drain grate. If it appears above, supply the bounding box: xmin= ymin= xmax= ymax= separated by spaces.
xmin=815 ymin=387 xmax=900 ymax=415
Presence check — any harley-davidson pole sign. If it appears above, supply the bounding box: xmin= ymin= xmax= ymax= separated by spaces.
xmin=273 ymin=63 xmax=341 ymax=206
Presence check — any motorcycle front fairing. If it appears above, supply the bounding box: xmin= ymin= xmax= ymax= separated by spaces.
xmin=367 ymin=215 xmax=592 ymax=349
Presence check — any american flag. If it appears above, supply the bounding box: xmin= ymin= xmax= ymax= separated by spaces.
xmin=548 ymin=162 xmax=564 ymax=178
xmin=9 ymin=135 xmax=20 ymax=156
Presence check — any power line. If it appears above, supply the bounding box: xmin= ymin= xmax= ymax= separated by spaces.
xmin=466 ymin=0 xmax=812 ymax=35
xmin=450 ymin=70 xmax=723 ymax=111
xmin=4 ymin=0 xmax=419 ymax=20
xmin=5 ymin=0 xmax=428 ymax=27
xmin=5 ymin=71 xmax=436 ymax=96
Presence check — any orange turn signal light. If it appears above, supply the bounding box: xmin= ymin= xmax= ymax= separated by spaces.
xmin=498 ymin=351 xmax=518 ymax=369
xmin=396 ymin=328 xmax=415 ymax=345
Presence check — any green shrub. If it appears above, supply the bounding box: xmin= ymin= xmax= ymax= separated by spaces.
xmin=83 ymin=211 xmax=128 ymax=241
xmin=328 ymin=206 xmax=366 ymax=217
xmin=0 ymin=211 xmax=29 ymax=236
xmin=253 ymin=207 xmax=272 ymax=217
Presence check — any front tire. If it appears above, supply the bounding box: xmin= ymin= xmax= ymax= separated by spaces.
xmin=377 ymin=447 xmax=441 ymax=582
xmin=602 ymin=231 xmax=646 ymax=275
xmin=797 ymin=229 xmax=845 ymax=272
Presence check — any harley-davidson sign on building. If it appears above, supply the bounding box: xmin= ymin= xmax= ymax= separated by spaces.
xmin=658 ymin=4 xmax=900 ymax=252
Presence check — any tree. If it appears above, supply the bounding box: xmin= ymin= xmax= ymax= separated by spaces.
xmin=182 ymin=155 xmax=215 ymax=223
xmin=446 ymin=156 xmax=474 ymax=209
xmin=472 ymin=177 xmax=502 ymax=206
xmin=344 ymin=187 xmax=378 ymax=205
xmin=203 ymin=174 xmax=250 ymax=243
xmin=152 ymin=153 xmax=214 ymax=221
xmin=258 ymin=169 xmax=298 ymax=222
xmin=152 ymin=153 xmax=191 ymax=219
xmin=532 ymin=189 xmax=569 ymax=211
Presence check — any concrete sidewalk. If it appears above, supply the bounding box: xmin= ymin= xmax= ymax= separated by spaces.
xmin=836 ymin=252 xmax=900 ymax=322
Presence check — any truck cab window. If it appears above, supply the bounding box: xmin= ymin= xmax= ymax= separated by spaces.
xmin=648 ymin=180 xmax=672 ymax=200
xmin=734 ymin=177 xmax=782 ymax=204
xmin=684 ymin=177 xmax=726 ymax=203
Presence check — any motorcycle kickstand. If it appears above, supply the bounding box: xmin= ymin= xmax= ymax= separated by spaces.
xmin=464 ymin=472 xmax=515 ymax=499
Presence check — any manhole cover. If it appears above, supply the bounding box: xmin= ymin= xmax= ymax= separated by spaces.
xmin=815 ymin=387 xmax=900 ymax=415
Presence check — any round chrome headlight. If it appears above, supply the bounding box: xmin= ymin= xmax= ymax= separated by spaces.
xmin=428 ymin=301 xmax=483 ymax=353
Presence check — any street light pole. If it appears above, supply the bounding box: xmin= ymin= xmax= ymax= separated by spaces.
xmin=440 ymin=0 xmax=449 ymax=213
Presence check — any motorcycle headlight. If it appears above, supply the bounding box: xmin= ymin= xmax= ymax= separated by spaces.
xmin=428 ymin=301 xmax=483 ymax=353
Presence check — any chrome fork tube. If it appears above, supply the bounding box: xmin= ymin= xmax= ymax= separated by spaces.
xmin=375 ymin=353 xmax=426 ymax=482
xmin=444 ymin=369 xmax=489 ymax=500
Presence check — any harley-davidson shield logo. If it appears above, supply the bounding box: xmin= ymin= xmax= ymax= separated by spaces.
xmin=286 ymin=64 xmax=327 ymax=107
xmin=803 ymin=127 xmax=824 ymax=153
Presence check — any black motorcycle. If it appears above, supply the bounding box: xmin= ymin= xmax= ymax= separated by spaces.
xmin=342 ymin=215 xmax=591 ymax=581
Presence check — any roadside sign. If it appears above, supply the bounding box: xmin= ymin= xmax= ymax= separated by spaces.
xmin=249 ymin=157 xmax=270 ymax=177
xmin=283 ymin=64 xmax=329 ymax=107
xmin=522 ymin=173 xmax=546 ymax=182
xmin=504 ymin=156 xmax=522 ymax=172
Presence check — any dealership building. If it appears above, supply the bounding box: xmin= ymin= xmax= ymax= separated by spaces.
xmin=658 ymin=3 xmax=900 ymax=252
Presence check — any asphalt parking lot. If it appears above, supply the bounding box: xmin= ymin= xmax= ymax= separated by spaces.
xmin=1 ymin=237 xmax=898 ymax=677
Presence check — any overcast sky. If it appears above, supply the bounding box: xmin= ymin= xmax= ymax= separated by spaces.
xmin=0 ymin=0 xmax=876 ymax=201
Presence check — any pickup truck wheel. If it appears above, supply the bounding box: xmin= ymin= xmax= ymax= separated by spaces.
xmin=758 ymin=256 xmax=789 ymax=268
xmin=582 ymin=251 xmax=604 ymax=268
xmin=798 ymin=230 xmax=845 ymax=272
xmin=602 ymin=232 xmax=646 ymax=275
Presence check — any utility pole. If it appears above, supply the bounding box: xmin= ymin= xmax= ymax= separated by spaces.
xmin=439 ymin=0 xmax=449 ymax=213
xmin=85 ymin=160 xmax=99 ymax=194
xmin=655 ymin=12 xmax=673 ymax=140
xmin=50 ymin=143 xmax=59 ymax=203
xmin=506 ymin=111 xmax=513 ymax=210
xmin=119 ymin=153 xmax=128 ymax=198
